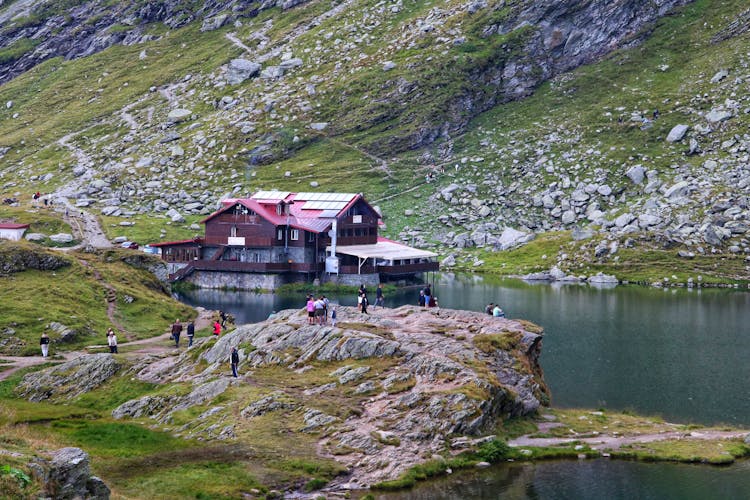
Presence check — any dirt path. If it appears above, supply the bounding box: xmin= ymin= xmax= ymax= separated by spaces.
xmin=0 ymin=309 xmax=217 ymax=382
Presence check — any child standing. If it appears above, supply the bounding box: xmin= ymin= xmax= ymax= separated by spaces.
xmin=331 ymin=307 xmax=337 ymax=327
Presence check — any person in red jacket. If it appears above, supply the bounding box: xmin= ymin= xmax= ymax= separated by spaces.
xmin=213 ymin=320 xmax=221 ymax=337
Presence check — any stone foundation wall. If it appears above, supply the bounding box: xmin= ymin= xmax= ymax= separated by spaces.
xmin=324 ymin=273 xmax=380 ymax=287
xmin=186 ymin=271 xmax=287 ymax=290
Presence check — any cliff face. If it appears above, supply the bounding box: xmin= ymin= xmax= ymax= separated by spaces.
xmin=92 ymin=306 xmax=547 ymax=487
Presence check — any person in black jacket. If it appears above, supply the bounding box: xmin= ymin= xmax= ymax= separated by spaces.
xmin=186 ymin=321 xmax=195 ymax=347
xmin=231 ymin=347 xmax=240 ymax=378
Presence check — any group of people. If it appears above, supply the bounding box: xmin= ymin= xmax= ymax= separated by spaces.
xmin=356 ymin=283 xmax=386 ymax=314
xmin=485 ymin=302 xmax=506 ymax=318
xmin=418 ymin=284 xmax=437 ymax=308
xmin=306 ymin=294 xmax=334 ymax=325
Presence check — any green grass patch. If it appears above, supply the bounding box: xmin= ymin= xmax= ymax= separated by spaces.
xmin=473 ymin=332 xmax=522 ymax=353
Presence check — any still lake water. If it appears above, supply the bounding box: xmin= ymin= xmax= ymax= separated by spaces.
xmin=175 ymin=273 xmax=750 ymax=498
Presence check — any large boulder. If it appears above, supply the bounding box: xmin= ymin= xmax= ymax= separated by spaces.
xmin=666 ymin=124 xmax=689 ymax=142
xmin=48 ymin=448 xmax=110 ymax=499
xmin=496 ymin=227 xmax=535 ymax=250
xmin=226 ymin=59 xmax=261 ymax=85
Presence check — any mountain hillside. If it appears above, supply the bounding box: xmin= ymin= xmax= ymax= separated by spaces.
xmin=0 ymin=0 xmax=749 ymax=284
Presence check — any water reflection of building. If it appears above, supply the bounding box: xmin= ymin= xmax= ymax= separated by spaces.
xmin=151 ymin=191 xmax=438 ymax=289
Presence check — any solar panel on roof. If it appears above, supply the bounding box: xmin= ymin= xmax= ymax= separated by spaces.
xmin=252 ymin=190 xmax=289 ymax=200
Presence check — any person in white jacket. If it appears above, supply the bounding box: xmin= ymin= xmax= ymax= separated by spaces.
xmin=107 ymin=328 xmax=118 ymax=354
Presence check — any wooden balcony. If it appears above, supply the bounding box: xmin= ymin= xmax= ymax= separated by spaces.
xmin=203 ymin=236 xmax=274 ymax=246
xmin=172 ymin=260 xmax=322 ymax=276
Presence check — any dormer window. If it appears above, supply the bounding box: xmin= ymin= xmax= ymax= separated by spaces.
xmin=276 ymin=204 xmax=283 ymax=215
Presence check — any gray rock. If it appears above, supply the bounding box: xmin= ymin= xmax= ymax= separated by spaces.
xmin=279 ymin=58 xmax=303 ymax=70
xmin=310 ymin=122 xmax=328 ymax=131
xmin=703 ymin=225 xmax=731 ymax=246
xmin=335 ymin=366 xmax=370 ymax=384
xmin=49 ymin=448 xmax=110 ymax=500
xmin=25 ymin=232 xmax=47 ymax=241
xmin=710 ymin=69 xmax=728 ymax=83
xmin=441 ymin=254 xmax=456 ymax=267
xmin=626 ymin=165 xmax=645 ymax=185
xmin=166 ymin=208 xmax=185 ymax=223
xmin=383 ymin=61 xmax=397 ymax=71
xmin=17 ymin=354 xmax=120 ymax=402
xmin=201 ymin=13 xmax=230 ymax=32
xmin=614 ymin=213 xmax=634 ymax=228
xmin=706 ymin=108 xmax=732 ymax=123
xmin=301 ymin=409 xmax=337 ymax=432
xmin=167 ymin=108 xmax=192 ymax=123
xmin=49 ymin=233 xmax=74 ymax=243
xmin=112 ymin=395 xmax=175 ymax=419
xmin=666 ymin=124 xmax=689 ymax=143
xmin=637 ymin=214 xmax=661 ymax=227
xmin=496 ymin=227 xmax=535 ymax=250
xmin=597 ymin=184 xmax=612 ymax=196
xmin=227 ymin=59 xmax=261 ymax=85
xmin=561 ymin=210 xmax=576 ymax=224
xmin=241 ymin=393 xmax=297 ymax=418
xmin=260 ymin=66 xmax=285 ymax=79
xmin=664 ymin=181 xmax=690 ymax=199
xmin=588 ymin=273 xmax=619 ymax=285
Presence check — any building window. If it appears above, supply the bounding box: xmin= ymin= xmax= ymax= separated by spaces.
xmin=291 ymin=229 xmax=299 ymax=241
xmin=277 ymin=229 xmax=284 ymax=240
xmin=308 ymin=231 xmax=315 ymax=242
xmin=230 ymin=226 xmax=237 ymax=237
xmin=276 ymin=204 xmax=283 ymax=215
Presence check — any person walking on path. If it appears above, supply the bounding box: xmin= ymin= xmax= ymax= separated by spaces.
xmin=40 ymin=332 xmax=50 ymax=357
xmin=230 ymin=347 xmax=240 ymax=378
xmin=375 ymin=284 xmax=384 ymax=308
xmin=107 ymin=328 xmax=118 ymax=353
xmin=213 ymin=320 xmax=222 ymax=337
xmin=171 ymin=319 xmax=183 ymax=347
xmin=187 ymin=321 xmax=195 ymax=347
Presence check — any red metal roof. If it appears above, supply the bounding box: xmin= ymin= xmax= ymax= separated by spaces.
xmin=202 ymin=192 xmax=379 ymax=233
xmin=0 ymin=223 xmax=30 ymax=229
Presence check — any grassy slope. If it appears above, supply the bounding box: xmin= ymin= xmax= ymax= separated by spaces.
xmin=0 ymin=0 xmax=748 ymax=282
xmin=0 ymin=242 xmax=195 ymax=354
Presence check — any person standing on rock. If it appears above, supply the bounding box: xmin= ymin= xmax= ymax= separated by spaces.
xmin=375 ymin=284 xmax=384 ymax=308
xmin=213 ymin=320 xmax=222 ymax=337
xmin=423 ymin=284 xmax=432 ymax=308
xmin=107 ymin=328 xmax=118 ymax=353
xmin=361 ymin=293 xmax=369 ymax=314
xmin=331 ymin=307 xmax=337 ymax=327
xmin=187 ymin=321 xmax=195 ymax=347
xmin=231 ymin=347 xmax=240 ymax=378
xmin=306 ymin=295 xmax=316 ymax=325
xmin=40 ymin=332 xmax=50 ymax=357
xmin=171 ymin=319 xmax=182 ymax=347
xmin=418 ymin=289 xmax=425 ymax=307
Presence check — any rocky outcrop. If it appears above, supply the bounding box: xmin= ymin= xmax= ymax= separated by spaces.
xmin=115 ymin=306 xmax=547 ymax=487
xmin=16 ymin=354 xmax=120 ymax=402
xmin=0 ymin=0 xmax=312 ymax=85
xmin=0 ymin=241 xmax=71 ymax=274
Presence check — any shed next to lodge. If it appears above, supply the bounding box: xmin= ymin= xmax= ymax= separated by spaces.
xmin=149 ymin=191 xmax=438 ymax=289
xmin=0 ymin=222 xmax=30 ymax=241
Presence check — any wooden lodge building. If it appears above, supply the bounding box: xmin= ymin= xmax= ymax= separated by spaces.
xmin=150 ymin=191 xmax=438 ymax=289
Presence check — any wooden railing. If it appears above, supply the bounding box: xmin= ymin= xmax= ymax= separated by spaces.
xmin=203 ymin=236 xmax=275 ymax=246
xmin=378 ymin=262 xmax=439 ymax=274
